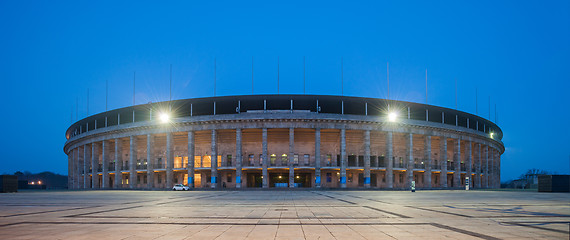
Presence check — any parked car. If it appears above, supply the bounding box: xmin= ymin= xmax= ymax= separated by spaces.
xmin=172 ymin=184 xmax=190 ymax=191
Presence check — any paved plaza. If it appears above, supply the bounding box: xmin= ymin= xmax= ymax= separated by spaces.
xmin=0 ymin=190 xmax=568 ymax=239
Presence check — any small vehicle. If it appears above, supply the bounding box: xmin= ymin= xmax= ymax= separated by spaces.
xmin=172 ymin=184 xmax=190 ymax=191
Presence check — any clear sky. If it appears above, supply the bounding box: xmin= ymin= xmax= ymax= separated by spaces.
xmin=1 ymin=1 xmax=568 ymax=181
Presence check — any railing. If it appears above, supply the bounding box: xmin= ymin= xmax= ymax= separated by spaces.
xmin=447 ymin=162 xmax=454 ymax=169
xmin=154 ymin=163 xmax=166 ymax=169
xmin=432 ymin=164 xmax=441 ymax=170
xmin=393 ymin=162 xmax=405 ymax=168
xmin=414 ymin=163 xmax=425 ymax=169
xmin=136 ymin=164 xmax=147 ymax=170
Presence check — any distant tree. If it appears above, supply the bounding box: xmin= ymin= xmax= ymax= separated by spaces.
xmin=14 ymin=171 xmax=23 ymax=176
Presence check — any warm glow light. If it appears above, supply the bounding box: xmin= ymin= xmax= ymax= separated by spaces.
xmin=159 ymin=112 xmax=170 ymax=123
xmin=490 ymin=132 xmax=494 ymax=138
xmin=296 ymin=176 xmax=299 ymax=179
xmin=388 ymin=111 xmax=398 ymax=122
xmin=278 ymin=176 xmax=282 ymax=179
xmin=38 ymin=181 xmax=42 ymax=184
xmin=31 ymin=182 xmax=35 ymax=185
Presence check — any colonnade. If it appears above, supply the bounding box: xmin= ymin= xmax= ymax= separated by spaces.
xmin=67 ymin=126 xmax=502 ymax=189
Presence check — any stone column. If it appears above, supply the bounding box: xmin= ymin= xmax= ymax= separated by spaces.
xmin=440 ymin=136 xmax=447 ymax=188
xmin=129 ymin=136 xmax=137 ymax=189
xmin=406 ymin=133 xmax=413 ymax=189
xmin=83 ymin=144 xmax=91 ymax=189
xmin=102 ymin=140 xmax=109 ymax=189
xmin=114 ymin=139 xmax=122 ymax=188
xmin=424 ymin=136 xmax=432 ymax=188
xmin=71 ymin=148 xmax=79 ymax=189
xmin=386 ymin=131 xmax=394 ymax=189
xmin=315 ymin=128 xmax=321 ymax=188
xmin=473 ymin=143 xmax=481 ymax=188
xmin=75 ymin=148 xmax=81 ymax=189
xmin=235 ymin=129 xmax=242 ymax=188
xmin=166 ymin=132 xmax=174 ymax=189
xmin=289 ymin=128 xmax=295 ymax=188
xmin=188 ymin=131 xmax=195 ymax=188
xmin=364 ymin=130 xmax=371 ymax=188
xmin=340 ymin=128 xmax=347 ymax=188
xmin=68 ymin=152 xmax=72 ymax=189
xmin=262 ymin=128 xmax=268 ymax=188
xmin=84 ymin=145 xmax=90 ymax=189
xmin=91 ymin=143 xmax=99 ymax=189
xmin=496 ymin=151 xmax=501 ymax=188
xmin=147 ymin=134 xmax=154 ymax=189
xmin=210 ymin=129 xmax=217 ymax=188
xmin=453 ymin=138 xmax=461 ymax=188
xmin=484 ymin=145 xmax=489 ymax=188
xmin=489 ymin=147 xmax=495 ymax=188
xmin=466 ymin=141 xmax=472 ymax=189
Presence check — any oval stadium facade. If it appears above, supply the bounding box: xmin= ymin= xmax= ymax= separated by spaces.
xmin=64 ymin=94 xmax=504 ymax=189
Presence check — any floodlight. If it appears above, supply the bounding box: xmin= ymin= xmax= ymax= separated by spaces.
xmin=490 ymin=132 xmax=494 ymax=139
xmin=388 ymin=112 xmax=398 ymax=122
xmin=159 ymin=112 xmax=170 ymax=123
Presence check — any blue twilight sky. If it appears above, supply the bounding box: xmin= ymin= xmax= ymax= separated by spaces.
xmin=0 ymin=1 xmax=568 ymax=181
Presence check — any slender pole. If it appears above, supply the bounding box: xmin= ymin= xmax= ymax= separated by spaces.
xmin=341 ymin=57 xmax=343 ymax=96
xmin=387 ymin=62 xmax=390 ymax=100
xmin=251 ymin=56 xmax=254 ymax=95
xmin=277 ymin=56 xmax=280 ymax=94
xmin=303 ymin=56 xmax=306 ymax=94
xmin=170 ymin=64 xmax=172 ymax=101
xmin=133 ymin=72 xmax=135 ymax=106
xmin=495 ymin=103 xmax=497 ymax=123
xmin=213 ymin=59 xmax=216 ymax=97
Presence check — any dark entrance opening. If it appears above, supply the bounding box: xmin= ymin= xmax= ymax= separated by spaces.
xmin=294 ymin=172 xmax=312 ymax=188
xmin=247 ymin=173 xmax=262 ymax=188
xmin=269 ymin=172 xmax=288 ymax=188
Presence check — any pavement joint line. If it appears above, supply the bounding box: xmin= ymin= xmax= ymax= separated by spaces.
xmin=430 ymin=223 xmax=501 ymax=240
xmin=405 ymin=206 xmax=472 ymax=218
xmin=63 ymin=205 xmax=144 ymax=218
xmin=0 ymin=205 xmax=104 ymax=218
xmin=362 ymin=206 xmax=411 ymax=218
xmin=499 ymin=221 xmax=570 ymax=234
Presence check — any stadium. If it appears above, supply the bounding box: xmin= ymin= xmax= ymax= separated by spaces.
xmin=64 ymin=94 xmax=504 ymax=189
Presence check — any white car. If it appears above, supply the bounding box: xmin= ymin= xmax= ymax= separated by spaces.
xmin=172 ymin=184 xmax=190 ymax=191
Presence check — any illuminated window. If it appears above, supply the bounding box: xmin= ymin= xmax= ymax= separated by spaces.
xmin=203 ymin=155 xmax=211 ymax=168
xmin=174 ymin=156 xmax=183 ymax=168
xmin=326 ymin=154 xmax=332 ymax=166
xmin=282 ymin=154 xmax=288 ymax=165
xmin=270 ymin=154 xmax=276 ymax=165
xmin=217 ymin=155 xmax=222 ymax=167
xmin=194 ymin=156 xmax=202 ymax=168
xmin=194 ymin=174 xmax=201 ymax=187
